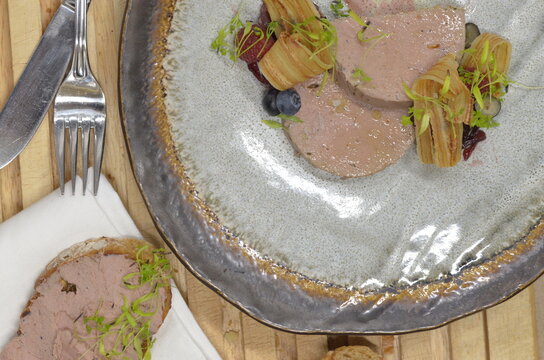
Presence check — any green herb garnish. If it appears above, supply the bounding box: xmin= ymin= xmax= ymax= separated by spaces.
xmin=401 ymin=82 xmax=463 ymax=135
xmin=211 ymin=12 xmax=278 ymax=63
xmin=262 ymin=119 xmax=285 ymax=129
xmin=471 ymin=109 xmax=499 ymax=128
xmin=346 ymin=10 xmax=390 ymax=43
xmin=263 ymin=115 xmax=304 ymax=129
xmin=235 ymin=21 xmax=279 ymax=60
xmin=330 ymin=0 xmax=350 ymax=17
xmin=211 ymin=12 xmax=244 ymax=61
xmin=278 ymin=114 xmax=303 ymax=122
xmin=357 ymin=30 xmax=390 ymax=43
xmin=458 ymin=40 xmax=511 ymax=128
xmin=77 ymin=247 xmax=171 ymax=360
xmin=440 ymin=75 xmax=451 ymax=97
xmin=401 ymin=107 xmax=425 ymax=127
xmin=285 ymin=16 xmax=338 ymax=91
xmin=289 ymin=16 xmax=338 ymax=61
xmin=352 ymin=67 xmax=372 ymax=83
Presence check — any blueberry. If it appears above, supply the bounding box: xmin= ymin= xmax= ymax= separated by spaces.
xmin=276 ymin=89 xmax=301 ymax=116
xmin=263 ymin=88 xmax=280 ymax=116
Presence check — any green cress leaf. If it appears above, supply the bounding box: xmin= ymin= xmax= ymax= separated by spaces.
xmin=318 ymin=70 xmax=330 ymax=96
xmin=401 ymin=107 xmax=423 ymax=126
xmin=419 ymin=112 xmax=431 ymax=135
xmin=440 ymin=75 xmax=451 ymax=97
xmin=211 ymin=12 xmax=243 ymax=60
xmin=330 ymin=0 xmax=350 ymax=17
xmin=471 ymin=109 xmax=500 ymax=128
xmin=472 ymin=84 xmax=485 ymax=109
xmin=352 ymin=68 xmax=372 ymax=82
xmin=262 ymin=120 xmax=285 ymax=129
xmin=346 ymin=11 xmax=390 ymax=44
xmin=480 ymin=39 xmax=490 ymax=66
xmin=134 ymin=337 xmax=143 ymax=358
xmin=402 ymin=82 xmax=418 ymax=101
xmin=236 ymin=22 xmax=260 ymax=59
xmin=212 ymin=14 xmax=280 ymax=63
xmin=348 ymin=9 xmax=366 ymax=26
xmin=289 ymin=17 xmax=338 ymax=60
xmin=278 ymin=114 xmax=304 ymax=123
xmin=263 ymin=115 xmax=303 ymax=130
xmin=358 ymin=31 xmax=390 ymax=43
xmin=401 ymin=115 xmax=413 ymax=126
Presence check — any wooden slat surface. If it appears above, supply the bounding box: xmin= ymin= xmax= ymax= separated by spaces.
xmin=0 ymin=1 xmax=542 ymax=359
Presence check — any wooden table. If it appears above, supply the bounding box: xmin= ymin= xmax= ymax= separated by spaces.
xmin=1 ymin=1 xmax=543 ymax=359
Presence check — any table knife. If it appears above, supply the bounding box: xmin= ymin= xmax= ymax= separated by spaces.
xmin=0 ymin=1 xmax=85 ymax=169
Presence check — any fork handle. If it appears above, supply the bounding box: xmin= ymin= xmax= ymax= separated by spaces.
xmin=72 ymin=0 xmax=89 ymax=78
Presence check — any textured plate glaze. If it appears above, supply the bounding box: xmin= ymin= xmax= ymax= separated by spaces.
xmin=121 ymin=0 xmax=544 ymax=333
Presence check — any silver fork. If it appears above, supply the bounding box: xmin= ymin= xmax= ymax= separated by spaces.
xmin=54 ymin=0 xmax=106 ymax=195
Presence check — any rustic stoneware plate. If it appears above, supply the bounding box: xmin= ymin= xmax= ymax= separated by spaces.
xmin=121 ymin=0 xmax=544 ymax=333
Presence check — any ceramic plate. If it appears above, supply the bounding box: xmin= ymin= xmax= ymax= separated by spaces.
xmin=121 ymin=0 xmax=544 ymax=333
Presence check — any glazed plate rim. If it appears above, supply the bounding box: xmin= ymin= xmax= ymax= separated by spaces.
xmin=120 ymin=0 xmax=544 ymax=333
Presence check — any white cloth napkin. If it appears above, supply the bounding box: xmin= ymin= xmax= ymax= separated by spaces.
xmin=0 ymin=174 xmax=221 ymax=360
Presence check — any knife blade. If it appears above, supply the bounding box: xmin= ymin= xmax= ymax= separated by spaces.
xmin=0 ymin=2 xmax=77 ymax=169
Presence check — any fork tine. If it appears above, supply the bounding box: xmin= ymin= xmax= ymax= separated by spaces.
xmin=81 ymin=117 xmax=91 ymax=195
xmin=54 ymin=118 xmax=66 ymax=195
xmin=69 ymin=116 xmax=79 ymax=195
xmin=93 ymin=117 xmax=106 ymax=195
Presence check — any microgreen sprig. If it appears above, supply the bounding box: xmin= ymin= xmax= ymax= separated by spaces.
xmin=401 ymin=107 xmax=424 ymax=126
xmin=346 ymin=10 xmax=391 ymax=43
xmin=211 ymin=12 xmax=278 ymax=63
xmin=330 ymin=0 xmax=350 ymax=18
xmin=262 ymin=114 xmax=303 ymax=129
xmin=402 ymin=82 xmax=464 ymax=135
xmin=471 ymin=110 xmax=499 ymax=128
xmin=284 ymin=16 xmax=338 ymax=90
xmin=211 ymin=12 xmax=244 ymax=62
xmin=288 ymin=16 xmax=338 ymax=61
xmin=458 ymin=40 xmax=511 ymax=128
xmin=352 ymin=67 xmax=372 ymax=83
xmin=235 ymin=21 xmax=279 ymax=60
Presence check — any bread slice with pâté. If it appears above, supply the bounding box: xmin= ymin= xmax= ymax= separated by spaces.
xmin=0 ymin=237 xmax=172 ymax=360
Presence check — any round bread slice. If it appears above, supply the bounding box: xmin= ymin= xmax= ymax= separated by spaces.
xmin=0 ymin=237 xmax=172 ymax=360
xmin=322 ymin=345 xmax=382 ymax=360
